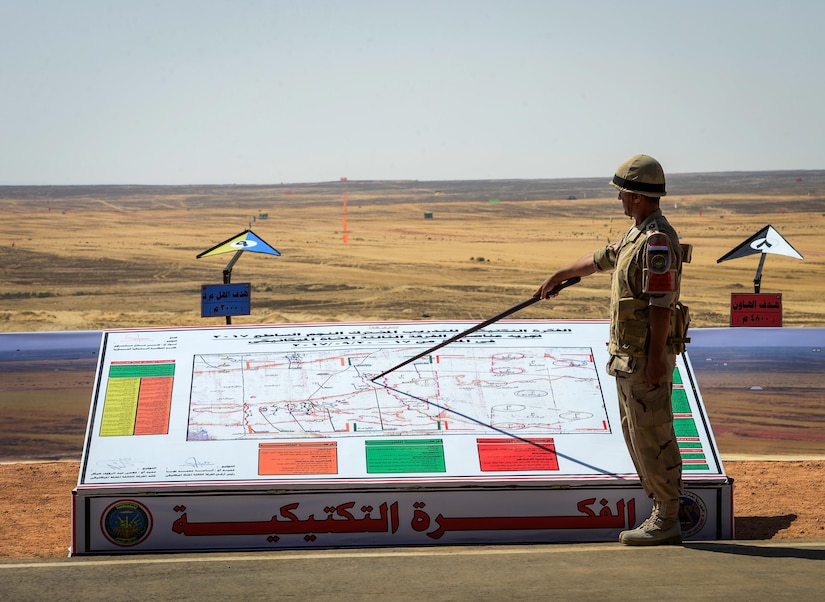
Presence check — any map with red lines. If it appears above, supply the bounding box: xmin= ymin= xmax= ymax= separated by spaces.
xmin=187 ymin=347 xmax=610 ymax=441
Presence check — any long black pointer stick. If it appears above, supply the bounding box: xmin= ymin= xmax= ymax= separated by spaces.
xmin=371 ymin=276 xmax=581 ymax=381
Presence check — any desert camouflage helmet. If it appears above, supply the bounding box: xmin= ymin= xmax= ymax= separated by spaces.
xmin=610 ymin=154 xmax=667 ymax=197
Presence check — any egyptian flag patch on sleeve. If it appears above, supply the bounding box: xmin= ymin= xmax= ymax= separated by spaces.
xmin=644 ymin=232 xmax=676 ymax=292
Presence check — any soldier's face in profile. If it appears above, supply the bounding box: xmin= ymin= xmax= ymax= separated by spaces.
xmin=618 ymin=191 xmax=634 ymax=218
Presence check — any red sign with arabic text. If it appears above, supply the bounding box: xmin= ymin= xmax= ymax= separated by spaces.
xmin=730 ymin=293 xmax=782 ymax=327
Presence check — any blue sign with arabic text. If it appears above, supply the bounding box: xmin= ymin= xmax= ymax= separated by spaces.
xmin=201 ymin=283 xmax=251 ymax=317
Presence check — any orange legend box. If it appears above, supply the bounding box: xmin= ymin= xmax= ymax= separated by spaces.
xmin=258 ymin=441 xmax=338 ymax=476
xmin=477 ymin=438 xmax=559 ymax=472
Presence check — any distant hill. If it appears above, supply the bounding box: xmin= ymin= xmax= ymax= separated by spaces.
xmin=1 ymin=170 xmax=824 ymax=209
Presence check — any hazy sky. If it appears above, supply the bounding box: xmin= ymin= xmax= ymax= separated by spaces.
xmin=2 ymin=0 xmax=823 ymax=185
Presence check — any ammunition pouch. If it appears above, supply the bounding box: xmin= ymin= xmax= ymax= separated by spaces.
xmin=668 ymin=301 xmax=691 ymax=354
xmin=613 ymin=298 xmax=691 ymax=356
xmin=614 ymin=297 xmax=649 ymax=356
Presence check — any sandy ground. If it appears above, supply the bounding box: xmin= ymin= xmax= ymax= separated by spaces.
xmin=1 ymin=460 xmax=823 ymax=559
xmin=3 ymin=178 xmax=825 ymax=333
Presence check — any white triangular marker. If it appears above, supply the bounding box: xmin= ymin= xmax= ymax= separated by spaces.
xmin=717 ymin=225 xmax=803 ymax=263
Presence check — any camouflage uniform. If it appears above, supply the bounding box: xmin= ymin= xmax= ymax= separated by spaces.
xmin=538 ymin=154 xmax=690 ymax=544
xmin=593 ymin=209 xmax=686 ymax=509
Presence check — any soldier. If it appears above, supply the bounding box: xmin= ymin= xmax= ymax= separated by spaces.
xmin=536 ymin=154 xmax=690 ymax=546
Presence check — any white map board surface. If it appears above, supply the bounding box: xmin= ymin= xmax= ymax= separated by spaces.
xmin=79 ymin=320 xmax=723 ymax=488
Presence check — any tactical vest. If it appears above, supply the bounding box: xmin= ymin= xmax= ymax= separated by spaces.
xmin=608 ymin=220 xmax=691 ymax=359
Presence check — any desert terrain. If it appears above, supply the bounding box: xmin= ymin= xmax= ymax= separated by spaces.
xmin=1 ymin=173 xmax=824 ymax=558
xmin=2 ymin=172 xmax=825 ymax=332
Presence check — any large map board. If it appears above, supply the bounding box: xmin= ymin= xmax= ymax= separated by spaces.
xmin=73 ymin=320 xmax=731 ymax=554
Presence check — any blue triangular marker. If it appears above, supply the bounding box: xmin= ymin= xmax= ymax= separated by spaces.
xmin=197 ymin=230 xmax=281 ymax=258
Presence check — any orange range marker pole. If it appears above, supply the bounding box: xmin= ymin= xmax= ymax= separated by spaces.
xmin=343 ymin=189 xmax=349 ymax=243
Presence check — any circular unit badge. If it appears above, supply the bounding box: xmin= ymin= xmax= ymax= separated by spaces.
xmin=101 ymin=499 xmax=153 ymax=547
xmin=679 ymin=491 xmax=708 ymax=538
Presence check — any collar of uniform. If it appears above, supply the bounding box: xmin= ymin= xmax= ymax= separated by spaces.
xmin=637 ymin=208 xmax=664 ymax=232
xmin=620 ymin=208 xmax=664 ymax=251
